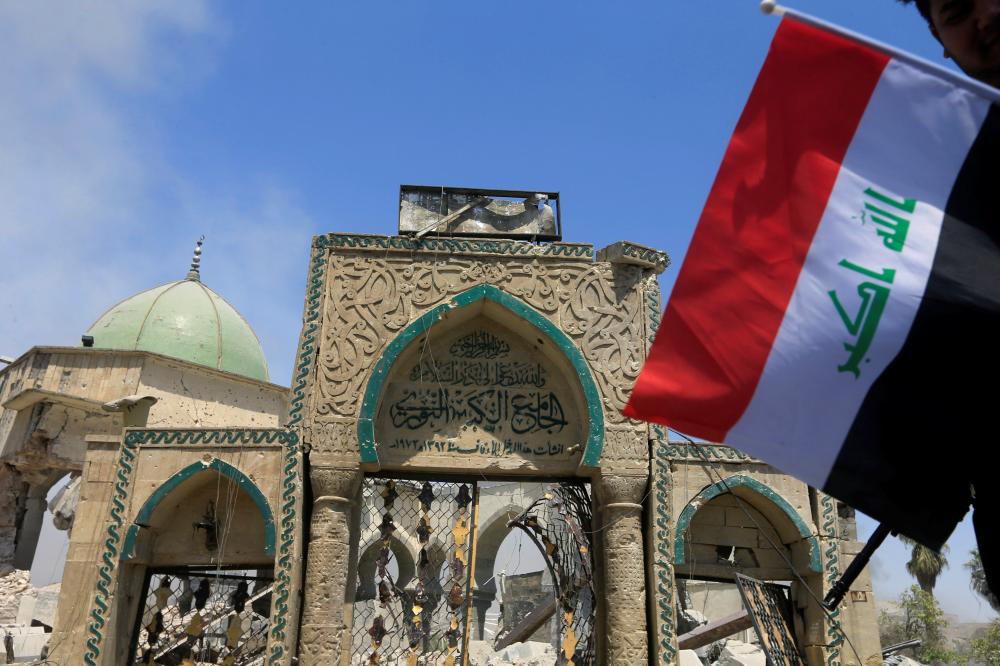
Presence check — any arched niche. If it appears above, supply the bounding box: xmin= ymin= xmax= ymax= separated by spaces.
xmin=358 ymin=285 xmax=604 ymax=475
xmin=674 ymin=475 xmax=821 ymax=580
xmin=121 ymin=459 xmax=275 ymax=566
xmin=355 ymin=535 xmax=417 ymax=600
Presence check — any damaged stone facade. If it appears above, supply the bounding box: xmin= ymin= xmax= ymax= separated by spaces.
xmin=3 ymin=229 xmax=882 ymax=665
xmin=0 ymin=348 xmax=287 ymax=663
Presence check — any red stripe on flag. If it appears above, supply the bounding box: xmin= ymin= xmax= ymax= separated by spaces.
xmin=625 ymin=19 xmax=889 ymax=439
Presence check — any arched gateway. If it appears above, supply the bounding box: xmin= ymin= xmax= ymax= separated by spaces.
xmin=295 ymin=223 xmax=675 ymax=666
xmin=44 ymin=188 xmax=882 ymax=666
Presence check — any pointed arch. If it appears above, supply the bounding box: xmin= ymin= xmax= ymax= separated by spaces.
xmin=121 ymin=458 xmax=276 ymax=560
xmin=674 ymin=474 xmax=821 ymax=573
xmin=358 ymin=284 xmax=605 ymax=468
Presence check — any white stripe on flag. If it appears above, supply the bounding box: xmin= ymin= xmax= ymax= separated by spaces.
xmin=726 ymin=60 xmax=991 ymax=487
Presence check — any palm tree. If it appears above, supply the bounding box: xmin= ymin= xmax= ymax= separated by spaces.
xmin=899 ymin=536 xmax=948 ymax=595
xmin=965 ymin=549 xmax=1000 ymax=612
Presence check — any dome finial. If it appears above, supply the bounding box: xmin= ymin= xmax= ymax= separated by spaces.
xmin=186 ymin=236 xmax=205 ymax=281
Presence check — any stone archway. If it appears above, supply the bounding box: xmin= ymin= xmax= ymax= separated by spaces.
xmin=672 ymin=474 xmax=824 ymax=659
xmin=122 ymin=459 xmax=276 ymax=562
xmin=355 ymin=534 xmax=418 ymax=600
xmin=357 ymin=284 xmax=605 ymax=472
xmin=469 ymin=481 xmax=550 ymax=642
xmin=113 ymin=459 xmax=278 ymax=666
xmin=674 ymin=475 xmax=820 ymax=577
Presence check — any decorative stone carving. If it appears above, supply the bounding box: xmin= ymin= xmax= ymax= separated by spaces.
xmin=818 ymin=491 xmax=845 ymax=666
xmin=597 ymin=241 xmax=671 ymax=274
xmin=598 ymin=474 xmax=649 ymax=665
xmin=298 ymin=236 xmax=675 ymax=664
xmin=298 ymin=467 xmax=362 ymax=666
xmin=600 ymin=425 xmax=648 ymax=470
xmin=307 ymin=419 xmax=358 ymax=467
xmin=372 ymin=320 xmax=586 ymax=473
xmin=313 ymin=255 xmax=648 ymax=430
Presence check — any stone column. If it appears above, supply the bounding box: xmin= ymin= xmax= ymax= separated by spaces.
xmin=298 ymin=466 xmax=361 ymax=666
xmin=597 ymin=473 xmax=649 ymax=665
xmin=471 ymin=587 xmax=496 ymax=640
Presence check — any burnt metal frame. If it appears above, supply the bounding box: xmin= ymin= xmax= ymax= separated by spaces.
xmin=734 ymin=574 xmax=805 ymax=666
xmin=399 ymin=185 xmax=563 ymax=241
xmin=502 ymin=481 xmax=596 ymax=666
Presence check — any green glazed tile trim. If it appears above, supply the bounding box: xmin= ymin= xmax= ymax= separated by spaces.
xmin=357 ymin=284 xmax=605 ymax=468
xmin=660 ymin=443 xmax=758 ymax=463
xmin=288 ymin=241 xmax=327 ymax=428
xmin=269 ymin=429 xmax=300 ymax=665
xmin=821 ymin=493 xmax=844 ymax=666
xmin=126 ymin=429 xmax=291 ymax=446
xmin=645 ymin=280 xmax=677 ymax=663
xmin=258 ymin=238 xmax=323 ymax=664
xmin=643 ymin=278 xmax=673 ymax=447
xmin=316 ymin=233 xmax=594 ymax=259
xmin=652 ymin=442 xmax=678 ymax=663
xmin=121 ymin=458 xmax=276 ymax=561
xmin=673 ymin=474 xmax=822 ymax=573
xmin=621 ymin=243 xmax=670 ymax=272
xmin=84 ymin=434 xmax=138 ymax=666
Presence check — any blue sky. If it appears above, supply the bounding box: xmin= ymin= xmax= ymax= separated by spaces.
xmin=2 ymin=0 xmax=995 ymax=622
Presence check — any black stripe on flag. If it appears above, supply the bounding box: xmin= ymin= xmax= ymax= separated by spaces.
xmin=826 ymin=105 xmax=1000 ymax=549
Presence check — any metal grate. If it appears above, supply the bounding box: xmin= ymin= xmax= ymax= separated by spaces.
xmin=129 ymin=567 xmax=273 ymax=666
xmin=500 ymin=482 xmax=596 ymax=666
xmin=352 ymin=477 xmax=476 ymax=665
xmin=734 ymin=574 xmax=804 ymax=666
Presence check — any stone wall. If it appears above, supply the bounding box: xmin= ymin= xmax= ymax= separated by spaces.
xmin=0 ymin=347 xmax=288 ymax=573
xmin=45 ymin=429 xmax=299 ymax=666
xmin=0 ymin=568 xmax=31 ymax=625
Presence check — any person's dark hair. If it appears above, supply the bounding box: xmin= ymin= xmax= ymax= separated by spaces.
xmin=899 ymin=0 xmax=932 ymax=22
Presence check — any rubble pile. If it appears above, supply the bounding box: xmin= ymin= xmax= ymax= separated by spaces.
xmin=0 ymin=567 xmax=32 ymax=625
xmin=467 ymin=640 xmax=557 ymax=666
xmin=711 ymin=639 xmax=767 ymax=666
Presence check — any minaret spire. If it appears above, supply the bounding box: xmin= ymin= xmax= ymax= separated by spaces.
xmin=186 ymin=236 xmax=205 ymax=281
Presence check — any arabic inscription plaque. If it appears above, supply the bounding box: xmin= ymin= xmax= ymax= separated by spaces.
xmin=375 ymin=320 xmax=586 ymax=472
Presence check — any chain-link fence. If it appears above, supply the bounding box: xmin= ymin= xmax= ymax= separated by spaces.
xmin=130 ymin=567 xmax=272 ymax=666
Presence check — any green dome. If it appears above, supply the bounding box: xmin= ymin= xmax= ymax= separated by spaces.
xmin=85 ymin=277 xmax=269 ymax=382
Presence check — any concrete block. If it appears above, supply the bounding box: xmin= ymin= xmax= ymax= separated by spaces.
xmin=15 ymin=595 xmax=36 ymax=626
xmin=695 ymin=506 xmax=727 ymax=526
xmin=680 ymin=649 xmax=705 ymax=666
xmin=716 ymin=639 xmax=766 ymax=666
xmin=690 ymin=525 xmax=759 ymax=549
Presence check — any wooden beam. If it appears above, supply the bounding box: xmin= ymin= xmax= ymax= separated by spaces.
xmin=493 ymin=597 xmax=558 ymax=651
xmin=677 ymin=610 xmax=752 ymax=650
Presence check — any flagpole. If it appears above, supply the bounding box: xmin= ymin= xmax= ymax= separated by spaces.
xmin=821 ymin=523 xmax=894 ymax=610
xmin=760 ymin=0 xmax=1000 ymax=105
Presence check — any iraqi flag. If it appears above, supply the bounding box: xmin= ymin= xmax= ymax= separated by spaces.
xmin=625 ymin=16 xmax=1000 ymax=550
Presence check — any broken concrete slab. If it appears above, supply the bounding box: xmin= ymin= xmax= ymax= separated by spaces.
xmin=712 ymin=639 xmax=767 ymax=666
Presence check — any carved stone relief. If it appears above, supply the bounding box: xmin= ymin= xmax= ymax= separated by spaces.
xmin=598 ymin=474 xmax=649 ymax=665
xmin=307 ymin=418 xmax=358 ymax=467
xmin=313 ymin=255 xmax=647 ymax=432
xmin=600 ymin=424 xmax=649 ymax=474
